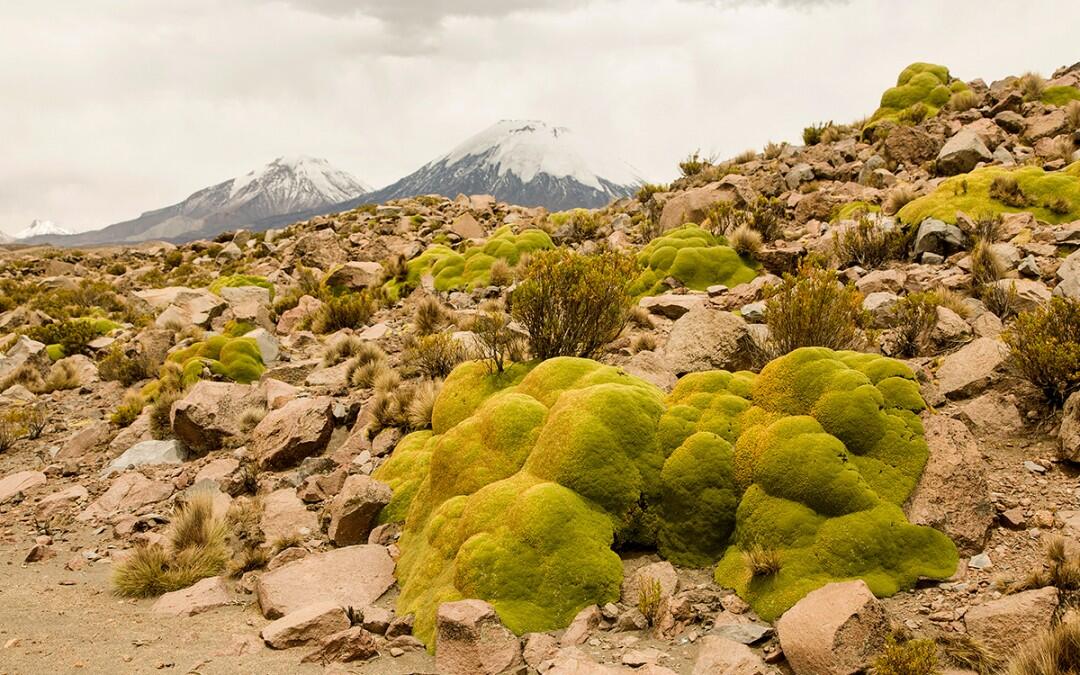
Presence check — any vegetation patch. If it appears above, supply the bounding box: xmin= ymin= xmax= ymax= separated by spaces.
xmin=628 ymin=225 xmax=759 ymax=297
xmin=866 ymin=62 xmax=969 ymax=138
xmin=208 ymin=274 xmax=274 ymax=299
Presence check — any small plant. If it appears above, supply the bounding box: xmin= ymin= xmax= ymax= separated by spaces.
xmin=874 ymin=635 xmax=939 ymax=675
xmin=238 ymin=405 xmax=267 ymax=433
xmin=407 ymin=332 xmax=467 ymax=380
xmin=936 ymin=634 xmax=1000 ymax=675
xmin=413 ymin=296 xmax=455 ymax=336
xmin=98 ymin=345 xmax=157 ymax=386
xmin=889 ymin=292 xmax=941 ymax=357
xmin=1019 ymin=72 xmax=1047 ymax=101
xmin=25 ymin=319 xmax=101 ymax=358
xmin=728 ymin=223 xmax=763 ymax=258
xmin=320 ymin=335 xmax=364 ymax=367
xmin=405 ymin=379 xmax=442 ymax=430
xmin=0 ymin=409 xmax=23 ymax=453
xmin=471 ymin=308 xmax=522 ymax=374
xmin=310 ymin=291 xmax=377 ymax=334
xmin=732 ymin=148 xmax=757 ymax=164
xmin=832 ymin=215 xmax=908 ymax=269
xmin=763 ymin=264 xmax=869 ymax=356
xmin=636 ymin=577 xmax=663 ymax=627
xmin=488 ymin=259 xmax=514 ymax=287
xmin=883 ymin=185 xmax=919 ymax=215
xmin=631 ymin=333 xmax=657 ymax=353
xmin=42 ymin=360 xmax=82 ymax=392
xmin=511 ymin=249 xmax=639 ymax=360
xmin=1066 ymin=100 xmax=1080 ymax=132
xmin=1005 ymin=619 xmax=1080 ymax=675
xmin=990 ymin=174 xmax=1031 ymax=208
xmin=981 ymin=281 xmax=1020 ymax=320
xmin=949 ymin=89 xmax=979 ymax=112
xmin=763 ymin=141 xmax=785 ymax=159
xmin=803 ymin=122 xmax=832 ymax=146
xmin=704 ymin=200 xmax=745 ymax=235
xmin=1008 ymin=537 xmax=1080 ymax=593
xmin=747 ymin=196 xmax=786 ymax=241
xmin=149 ymin=386 xmax=182 ymax=440
xmin=970 ymin=240 xmax=1006 ymax=286
xmin=111 ymin=392 xmax=146 ymax=428
xmin=744 ymin=543 xmax=782 ymax=578
xmin=1003 ymin=297 xmax=1080 ymax=405
xmin=679 ymin=150 xmax=709 ymax=177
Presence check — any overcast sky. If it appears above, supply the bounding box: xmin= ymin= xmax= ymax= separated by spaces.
xmin=2 ymin=0 xmax=1078 ymax=234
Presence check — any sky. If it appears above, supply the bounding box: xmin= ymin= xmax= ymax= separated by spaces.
xmin=2 ymin=0 xmax=1079 ymax=235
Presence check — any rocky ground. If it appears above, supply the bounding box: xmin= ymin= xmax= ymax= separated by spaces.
xmin=3 ymin=62 xmax=1080 ymax=674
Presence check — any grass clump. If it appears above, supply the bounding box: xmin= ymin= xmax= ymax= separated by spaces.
xmin=744 ymin=544 xmax=782 ymax=578
xmin=936 ymin=634 xmax=1001 ymax=675
xmin=1003 ymin=297 xmax=1080 ymax=406
xmin=1007 ymin=537 xmax=1080 ymax=593
xmin=728 ymin=224 xmax=763 ymax=258
xmin=98 ymin=345 xmax=157 ymax=386
xmin=406 ymin=333 xmax=467 ymax=380
xmin=1006 ymin=619 xmax=1080 ymax=675
xmin=763 ymin=264 xmax=868 ymax=356
xmin=112 ymin=491 xmax=229 ymax=597
xmin=310 ymin=291 xmax=378 ymax=334
xmin=413 ymin=296 xmax=455 ymax=336
xmin=111 ymin=392 xmax=146 ymax=428
xmin=874 ymin=635 xmax=939 ymax=675
xmin=883 ymin=185 xmax=919 ymax=216
xmin=832 ymin=215 xmax=909 ymax=269
xmin=1019 ymin=72 xmax=1047 ymax=101
xmin=803 ymin=122 xmax=831 ymax=146
xmin=511 ymin=249 xmax=639 ymax=360
xmin=636 ymin=577 xmax=663 ymax=627
xmin=321 ymin=335 xmax=365 ymax=367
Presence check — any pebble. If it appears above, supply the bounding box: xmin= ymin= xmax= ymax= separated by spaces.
xmin=968 ymin=553 xmax=992 ymax=570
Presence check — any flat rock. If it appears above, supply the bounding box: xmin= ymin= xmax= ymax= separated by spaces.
xmin=692 ymin=635 xmax=775 ymax=675
xmin=260 ymin=487 xmax=319 ymax=543
xmin=103 ymin=439 xmax=188 ymax=476
xmin=639 ymin=294 xmax=707 ymax=319
xmin=152 ymin=576 xmax=231 ymax=617
xmin=0 ymin=470 xmax=46 ymax=503
xmin=1061 ymin=391 xmax=1080 ymax=463
xmin=170 ymin=381 xmax=263 ymax=455
xmin=965 ymin=587 xmax=1059 ymax=658
xmin=935 ymin=338 xmax=1007 ymax=399
xmin=77 ymin=472 xmax=172 ymax=521
xmin=253 ymin=397 xmax=334 ymax=470
xmin=301 ymin=626 xmax=379 ymax=665
xmin=261 ymin=601 xmax=351 ymax=649
xmin=256 ymin=545 xmax=395 ymax=619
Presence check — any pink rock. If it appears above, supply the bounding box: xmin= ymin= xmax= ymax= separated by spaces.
xmin=256 ymin=546 xmax=395 ymax=619
xmin=260 ymin=487 xmax=319 ymax=543
xmin=965 ymin=587 xmax=1059 ymax=658
xmin=260 ymin=601 xmax=351 ymax=649
xmin=692 ymin=636 xmax=773 ymax=675
xmin=327 ymin=475 xmax=392 ymax=546
xmin=435 ymin=599 xmax=523 ymax=675
xmin=0 ymin=470 xmax=46 ymax=503
xmin=253 ymin=397 xmax=334 ymax=470
xmin=77 ymin=473 xmax=172 ymax=521
xmin=152 ymin=576 xmax=231 ymax=617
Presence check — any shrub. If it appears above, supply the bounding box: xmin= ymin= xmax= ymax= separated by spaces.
xmin=970 ymin=240 xmax=1006 ymax=286
xmin=1006 ymin=619 xmax=1080 ymax=675
xmin=889 ymin=292 xmax=940 ymax=357
xmin=488 ymin=259 xmax=514 ymax=287
xmin=981 ymin=281 xmax=1020 ymax=319
xmin=803 ymin=122 xmax=830 ymax=146
xmin=949 ymin=89 xmax=979 ymax=111
xmin=14 ymin=405 xmax=46 ymax=440
xmin=512 ymin=249 xmax=639 ymax=360
xmin=549 ymin=209 xmax=602 ymax=241
xmin=1067 ymin=101 xmax=1080 ymax=131
xmin=883 ymin=185 xmax=919 ymax=215
xmin=990 ymin=174 xmax=1031 ymax=208
xmin=311 ymin=291 xmax=377 ymax=334
xmin=149 ymin=387 xmax=182 ymax=440
xmin=1003 ymin=297 xmax=1080 ymax=405
xmin=163 ymin=250 xmax=184 ymax=269
xmin=832 ymin=216 xmax=908 ymax=269
xmin=321 ymin=335 xmax=364 ymax=367
xmin=346 ymin=344 xmax=389 ymax=389
xmin=763 ymin=265 xmax=868 ymax=356
xmin=636 ymin=577 xmax=663 ymax=626
xmin=25 ymin=319 xmax=103 ymax=358
xmin=1019 ymin=72 xmax=1047 ymax=101
xmin=679 ymin=150 xmax=709 ymax=177
xmin=747 ymin=196 xmax=786 ymax=242
xmin=631 ymin=333 xmax=657 ymax=353
xmin=0 ymin=409 xmax=25 ymax=452
xmin=874 ymin=636 xmax=939 ymax=675
xmin=111 ymin=392 xmax=146 ymax=427
xmin=98 ymin=345 xmax=157 ymax=386
xmin=728 ymin=224 xmax=763 ymax=258
xmin=1008 ymin=537 xmax=1080 ymax=593
xmin=238 ymin=405 xmax=267 ymax=433
xmin=408 ymin=333 xmax=467 ymax=379
xmin=763 ymin=141 xmax=785 ymax=159
xmin=744 ymin=544 xmax=782 ymax=578
xmin=413 ymin=296 xmax=455 ymax=336
xmin=405 ymin=379 xmax=441 ymax=430
xmin=471 ymin=309 xmax=523 ymax=374
xmin=936 ymin=634 xmax=1001 ymax=675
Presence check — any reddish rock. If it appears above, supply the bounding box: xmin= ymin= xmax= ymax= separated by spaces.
xmin=692 ymin=635 xmax=774 ymax=675
xmin=260 ymin=487 xmax=319 ymax=543
xmin=965 ymin=587 xmax=1059 ymax=658
xmin=256 ymin=545 xmax=395 ymax=619
xmin=301 ymin=626 xmax=379 ymax=665
xmin=55 ymin=422 xmax=114 ymax=460
xmin=0 ymin=470 xmax=46 ymax=503
xmin=170 ymin=381 xmax=262 ymax=455
xmin=260 ymin=601 xmax=351 ymax=649
xmin=77 ymin=473 xmax=172 ymax=521
xmin=253 ymin=397 xmax=334 ymax=470
xmin=560 ymin=605 xmax=602 ymax=647
xmin=435 ymin=599 xmax=523 ymax=675
xmin=935 ymin=338 xmax=1007 ymax=399
xmin=152 ymin=576 xmax=231 ymax=617
xmin=327 ymin=475 xmax=392 ymax=546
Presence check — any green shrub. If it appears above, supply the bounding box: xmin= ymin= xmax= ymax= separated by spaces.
xmin=628 ymin=225 xmax=759 ymax=297
xmin=548 ymin=209 xmax=602 ymax=241
xmin=471 ymin=309 xmax=523 ymax=374
xmin=111 ymin=392 xmax=146 ymax=427
xmin=874 ymin=636 xmax=939 ymax=675
xmin=1042 ymin=85 xmax=1080 ymax=107
xmin=98 ymin=345 xmax=157 ymax=386
xmin=310 ymin=291 xmax=377 ymax=334
xmin=26 ymin=318 xmax=117 ymax=358
xmin=889 ymin=292 xmax=940 ymax=357
xmin=1003 ymin=297 xmax=1080 ymax=406
xmin=407 ymin=332 xmax=468 ymax=379
xmin=512 ymin=249 xmax=639 ymax=359
xmin=763 ymin=265 xmax=869 ymax=356
xmin=803 ymin=122 xmax=830 ymax=146
xmin=832 ymin=216 xmax=908 ymax=269
xmin=865 ymin=62 xmax=966 ymax=138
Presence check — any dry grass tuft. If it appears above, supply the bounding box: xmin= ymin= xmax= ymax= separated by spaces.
xmin=1006 ymin=619 xmax=1080 ymax=675
xmin=744 ymin=543 xmax=782 ymax=578
xmin=413 ymin=296 xmax=455 ymax=336
xmin=406 ymin=379 xmax=442 ymax=430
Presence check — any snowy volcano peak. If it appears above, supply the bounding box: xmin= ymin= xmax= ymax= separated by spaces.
xmin=228 ymin=155 xmax=372 ymax=204
xmin=15 ymin=219 xmax=72 ymax=239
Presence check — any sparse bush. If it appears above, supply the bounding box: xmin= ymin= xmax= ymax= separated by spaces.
xmin=413 ymin=296 xmax=455 ymax=336
xmin=747 ymin=196 xmax=786 ymax=242
xmin=408 ymin=332 xmax=467 ymax=379
xmin=679 ymin=150 xmax=709 ymax=177
xmin=803 ymin=122 xmax=831 ymax=146
xmin=111 ymin=392 xmax=146 ymax=428
xmin=631 ymin=333 xmax=657 ymax=353
xmin=936 ymin=634 xmax=1001 ymax=675
xmin=310 ymin=291 xmax=377 ymax=334
xmin=348 ymin=347 xmax=391 ymax=388
xmin=990 ymin=174 xmax=1031 ymax=208
xmin=238 ymin=405 xmax=267 ymax=433
xmin=732 ymin=149 xmax=757 ymax=164
xmin=982 ymin=281 xmax=1020 ymax=320
xmin=949 ymin=89 xmax=979 ymax=112
xmin=511 ymin=249 xmax=639 ymax=360
xmin=704 ymin=201 xmax=745 ymax=235
xmin=163 ymin=250 xmax=184 ymax=270
xmin=636 ymin=577 xmax=663 ymax=627
xmin=970 ymin=240 xmax=1006 ymax=286
xmin=889 ymin=292 xmax=940 ymax=357
xmin=1006 ymin=619 xmax=1080 ymax=675
xmin=1003 ymin=297 xmax=1080 ymax=405
xmin=874 ymin=636 xmax=938 ymax=675
xmin=25 ymin=319 xmax=102 ymax=358
xmin=488 ymin=259 xmax=514 ymax=287
xmin=149 ymin=387 xmax=182 ymax=439
xmin=763 ymin=265 xmax=868 ymax=356
xmin=883 ymin=185 xmax=918 ymax=215
xmin=1019 ymin=72 xmax=1047 ymax=101
xmin=0 ymin=409 xmax=24 ymax=453
xmin=321 ymin=335 xmax=364 ymax=367
xmin=1008 ymin=537 xmax=1080 ymax=593
xmin=549 ymin=209 xmax=603 ymax=241
xmin=98 ymin=345 xmax=157 ymax=386
xmin=832 ymin=215 xmax=908 ymax=269
xmin=0 ymin=363 xmax=45 ymax=393
xmin=42 ymin=360 xmax=82 ymax=392
xmin=728 ymin=224 xmax=763 ymax=258
xmin=820 ymin=123 xmax=845 ymax=145
xmin=763 ymin=141 xmax=785 ymax=160
xmin=471 ymin=309 xmax=523 ymax=374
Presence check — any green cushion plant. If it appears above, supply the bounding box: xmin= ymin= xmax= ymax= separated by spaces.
xmin=208 ymin=274 xmax=274 ymax=299
xmin=865 ymin=62 xmax=969 ymax=138
xmin=628 ymin=225 xmax=759 ymax=297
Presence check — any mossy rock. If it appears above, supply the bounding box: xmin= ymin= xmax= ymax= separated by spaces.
xmin=628 ymin=225 xmax=759 ymax=297
xmin=163 ymin=335 xmax=265 ymax=387
xmin=383 ymin=226 xmax=553 ymax=301
xmin=208 ymin=274 xmax=274 ymax=300
xmin=897 ymin=163 xmax=1080 ymax=226
xmin=866 ymin=62 xmax=968 ymax=137
xmin=375 ymin=348 xmax=957 ymax=643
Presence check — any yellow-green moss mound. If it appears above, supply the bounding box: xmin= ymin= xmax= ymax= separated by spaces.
xmin=376 ymin=348 xmax=957 ymax=642
xmin=628 ymin=225 xmax=759 ymax=297
xmin=384 ymin=226 xmax=553 ymax=300
xmin=140 ymin=336 xmax=265 ymax=401
xmin=208 ymin=274 xmax=273 ymax=299
xmin=866 ymin=62 xmax=968 ymax=136
xmin=898 ymin=163 xmax=1080 ymax=226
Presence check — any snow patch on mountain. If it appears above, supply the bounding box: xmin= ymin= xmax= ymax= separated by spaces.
xmin=15 ymin=219 xmax=73 ymax=239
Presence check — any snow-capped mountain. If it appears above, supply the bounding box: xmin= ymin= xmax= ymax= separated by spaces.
xmin=362 ymin=120 xmax=642 ymax=211
xmin=26 ymin=156 xmax=371 ymax=245
xmin=15 ymin=219 xmax=73 ymax=239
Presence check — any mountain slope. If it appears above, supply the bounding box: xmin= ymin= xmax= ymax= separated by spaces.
xmin=26 ymin=156 xmax=371 ymax=245
xmin=362 ymin=120 xmax=641 ymax=211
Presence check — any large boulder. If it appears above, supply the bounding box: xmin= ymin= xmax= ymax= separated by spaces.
xmin=324 ymin=262 xmax=384 ymax=291
xmin=171 ymin=381 xmax=263 ymax=455
xmin=219 ymin=285 xmax=273 ymax=331
xmin=0 ymin=336 xmax=49 ymax=383
xmin=905 ymin=415 xmax=993 ymax=553
xmin=435 ymin=600 xmax=524 ymax=675
xmin=0 ymin=470 xmax=46 ymax=503
xmin=77 ymin=472 xmax=172 ymax=521
xmin=662 ymin=307 xmax=752 ymax=375
xmin=775 ymin=580 xmax=889 ymax=675
xmin=936 ymin=129 xmax=992 ymax=176
xmin=913 ymin=218 xmax=967 ymax=258
xmin=965 ymin=587 xmax=1059 ymax=658
xmin=327 ymin=475 xmax=392 ymax=546
xmin=253 ymin=396 xmax=334 ymax=470
xmin=1024 ymin=109 xmax=1069 ymax=143
xmin=883 ymin=125 xmax=942 ymax=167
xmin=103 ymin=439 xmax=188 ymax=476
xmin=136 ymin=287 xmax=226 ymax=329
xmin=255 ymin=545 xmax=395 ymax=619
xmin=151 ymin=576 xmax=230 ymax=617
xmin=935 ymin=338 xmax=1007 ymax=399
xmin=261 ymin=601 xmax=351 ymax=649
xmin=659 ymin=182 xmax=743 ymax=232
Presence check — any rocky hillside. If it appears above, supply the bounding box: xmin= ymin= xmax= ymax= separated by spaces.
xmin=1 ymin=61 xmax=1080 ymax=674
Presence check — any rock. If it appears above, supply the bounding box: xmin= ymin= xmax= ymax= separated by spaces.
xmin=930 ymin=306 xmax=972 ymax=346
xmin=905 ymin=415 xmax=993 ymax=554
xmin=775 ymin=580 xmax=889 ymax=675
xmin=260 ymin=488 xmax=319 ymax=543
xmin=170 ymin=381 xmax=262 ymax=455
xmin=987 ymin=279 xmax=1051 ymax=312
xmin=662 ymin=307 xmax=752 ymax=375
xmin=994 ymin=110 xmax=1025 ymax=134
xmin=1060 ymin=391 xmax=1080 ymax=463
xmin=913 ymin=219 xmax=967 ymax=257
xmin=449 ymin=213 xmax=485 ymax=240
xmin=36 ymin=484 xmax=89 ymax=520
xmin=692 ymin=635 xmax=774 ymax=675
xmin=324 ymin=261 xmax=384 ymax=290
xmin=253 ymin=397 xmax=334 ymax=470
xmin=965 ymin=587 xmax=1059 ymax=657
xmin=360 ymin=606 xmax=392 ymax=635
xmin=77 ymin=473 xmax=172 ymax=521
xmin=561 ymin=605 xmax=602 ymax=647
xmin=300 ymin=627 xmax=379 ymax=665
xmin=959 ymin=392 xmax=1023 ymax=435
xmin=55 ymin=421 xmax=114 ymax=460
xmin=863 ymin=292 xmax=899 ymax=326
xmin=937 ymin=129 xmax=993 ymax=175
xmin=256 ymin=545 xmax=395 ymax=619
xmin=135 ymin=287 xmax=226 ymax=328
xmin=244 ymin=327 xmax=279 ymax=364
xmin=1000 ymin=508 xmax=1026 ymax=529
xmin=713 ymin=623 xmax=773 ymax=645
xmin=435 ymin=599 xmax=523 ymax=675
xmin=327 ymin=475 xmax=392 ymax=546
xmin=0 ymin=336 xmax=50 ymax=382
xmin=523 ymin=633 xmax=560 ymax=669
xmin=739 ymin=301 xmax=766 ymax=323
xmin=639 ymin=294 xmax=707 ymax=319
xmin=103 ymin=439 xmax=188 ymax=476
xmin=659 ymin=182 xmax=743 ymax=232
xmin=152 ymin=576 xmax=231 ymax=617
xmin=622 ymin=561 xmax=679 ymax=606
xmin=276 ymin=295 xmax=323 ymax=334
xmin=935 ymin=338 xmax=1007 ymax=399
xmin=1054 ymin=249 xmax=1080 ymax=299
xmin=883 ymin=125 xmax=942 ymax=167
xmin=261 ymin=601 xmax=351 ymax=649
xmin=623 ymin=351 xmax=678 ymax=392
xmin=1024 ymin=109 xmax=1069 ymax=142
xmin=854 ymin=269 xmax=906 ymax=295
xmin=0 ymin=470 xmax=46 ymax=503
xmin=25 ymin=543 xmax=55 ymax=563
xmin=219 ymin=285 xmax=272 ymax=330
xmin=785 ymin=163 xmax=815 ymax=190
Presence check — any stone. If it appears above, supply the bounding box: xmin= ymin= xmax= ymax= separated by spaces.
xmin=662 ymin=307 xmax=752 ymax=375
xmin=253 ymin=397 xmax=334 ymax=470
xmin=55 ymin=421 xmax=114 ymax=460
xmin=854 ymin=269 xmax=906 ymax=295
xmin=327 ymin=475 xmax=392 ymax=546
xmin=623 ymin=350 xmax=678 ymax=392
xmin=0 ymin=336 xmax=49 ymax=383
xmin=994 ymin=110 xmax=1025 ymax=134
xmin=523 ymin=633 xmax=560 ymax=669
xmin=659 ymin=182 xmax=744 ymax=232
xmin=1054 ymin=249 xmax=1080 ymax=299
xmin=883 ymin=125 xmax=942 ymax=167
xmin=323 ymin=261 xmax=384 ymax=290
xmin=170 ymin=381 xmax=262 ymax=455
xmin=301 ymin=627 xmax=379 ymax=665
xmin=1060 ymin=391 xmax=1080 ymax=463
xmin=77 ymin=473 xmax=172 ymax=521
xmin=244 ymin=327 xmax=279 ymax=364
xmin=965 ymin=587 xmax=1059 ymax=657
xmin=621 ymin=561 xmax=679 ymax=606
xmin=256 ymin=545 xmax=395 ymax=619
xmin=135 ymin=287 xmax=226 ymax=328
xmin=261 ymin=601 xmax=351 ymax=649
xmin=260 ymin=488 xmax=319 ymax=543
xmin=930 ymin=306 xmax=972 ymax=346
xmin=959 ymin=392 xmax=1023 ymax=435
xmin=561 ymin=605 xmax=602 ymax=647
xmin=36 ymin=484 xmax=89 ymax=520
xmin=219 ymin=286 xmax=272 ymax=330
xmin=785 ymin=163 xmax=815 ymax=190
xmin=449 ymin=212 xmax=485 ymax=240
xmin=987 ymin=279 xmax=1051 ymax=313
xmin=1024 ymin=109 xmax=1069 ymax=142
xmin=692 ymin=635 xmax=774 ymax=675
xmin=775 ymin=580 xmax=889 ymax=675
xmin=937 ymin=129 xmax=993 ymax=175
xmin=739 ymin=301 xmax=765 ymax=323
xmin=935 ymin=338 xmax=1007 ymax=399
xmin=713 ymin=623 xmax=773 ymax=645
xmin=152 ymin=576 xmax=230 ymax=617
xmin=0 ymin=470 xmax=46 ymax=503
xmin=863 ymin=292 xmax=899 ymax=326
xmin=103 ymin=439 xmax=188 ymax=476
xmin=360 ymin=606 xmax=392 ymax=634
xmin=276 ymin=295 xmax=323 ymax=334
xmin=639 ymin=294 xmax=707 ymax=319
xmin=913 ymin=219 xmax=967 ymax=257
xmin=435 ymin=599 xmax=523 ymax=675
xmin=905 ymin=415 xmax=993 ymax=554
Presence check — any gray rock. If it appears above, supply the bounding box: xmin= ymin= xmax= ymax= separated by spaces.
xmin=663 ymin=307 xmax=752 ymax=375
xmin=913 ymin=218 xmax=967 ymax=257
xmin=937 ymin=129 xmax=993 ymax=175
xmin=103 ymin=440 xmax=188 ymax=476
xmin=713 ymin=622 xmax=773 ymax=645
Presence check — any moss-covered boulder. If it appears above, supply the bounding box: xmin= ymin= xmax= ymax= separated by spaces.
xmin=384 ymin=226 xmax=553 ymax=300
xmin=898 ymin=163 xmax=1080 ymax=226
xmin=628 ymin=225 xmax=758 ymax=297
xmin=209 ymin=274 xmax=274 ymax=299
xmin=140 ymin=336 xmax=265 ymax=401
xmin=375 ymin=348 xmax=958 ymax=643
xmin=866 ymin=63 xmax=969 ymax=137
